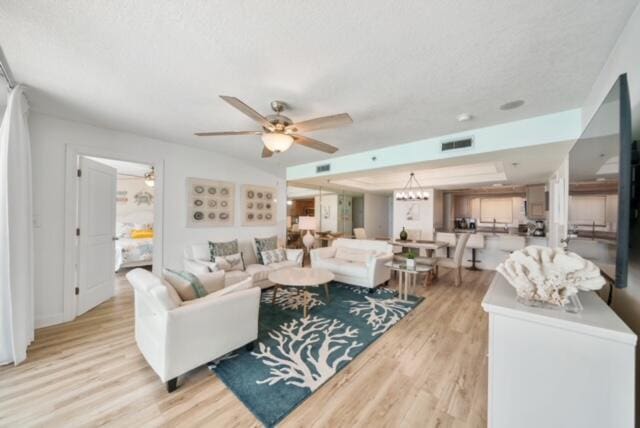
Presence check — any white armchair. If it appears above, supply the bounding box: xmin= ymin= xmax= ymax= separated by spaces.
xmin=311 ymin=238 xmax=393 ymax=290
xmin=125 ymin=268 xmax=260 ymax=392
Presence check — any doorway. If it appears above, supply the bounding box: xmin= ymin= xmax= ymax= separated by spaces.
xmin=75 ymin=156 xmax=155 ymax=316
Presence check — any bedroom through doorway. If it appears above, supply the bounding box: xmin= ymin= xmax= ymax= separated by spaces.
xmin=75 ymin=156 xmax=155 ymax=315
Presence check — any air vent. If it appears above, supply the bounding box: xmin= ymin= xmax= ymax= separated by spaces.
xmin=441 ymin=137 xmax=473 ymax=152
xmin=316 ymin=164 xmax=331 ymax=173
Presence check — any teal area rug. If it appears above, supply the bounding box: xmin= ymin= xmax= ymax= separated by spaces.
xmin=208 ymin=282 xmax=424 ymax=427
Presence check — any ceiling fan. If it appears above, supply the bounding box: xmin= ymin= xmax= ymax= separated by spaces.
xmin=195 ymin=96 xmax=353 ymax=158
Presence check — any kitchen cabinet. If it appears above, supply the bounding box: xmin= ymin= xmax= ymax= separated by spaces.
xmin=526 ymin=185 xmax=546 ymax=220
xmin=454 ymin=196 xmax=470 ymax=218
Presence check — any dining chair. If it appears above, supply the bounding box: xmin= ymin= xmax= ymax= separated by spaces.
xmin=420 ymin=233 xmax=470 ymax=286
xmin=353 ymin=228 xmax=367 ymax=239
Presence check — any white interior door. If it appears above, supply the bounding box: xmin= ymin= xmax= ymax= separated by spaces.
xmin=77 ymin=157 xmax=117 ymax=315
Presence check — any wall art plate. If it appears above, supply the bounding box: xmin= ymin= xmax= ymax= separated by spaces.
xmin=187 ymin=177 xmax=235 ymax=227
xmin=242 ymin=184 xmax=277 ymax=226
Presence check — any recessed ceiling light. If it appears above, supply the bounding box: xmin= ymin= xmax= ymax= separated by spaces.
xmin=500 ymin=100 xmax=525 ymax=111
xmin=492 ymin=183 xmax=504 ymax=187
xmin=596 ymin=177 xmax=606 ymax=182
xmin=456 ymin=113 xmax=473 ymax=122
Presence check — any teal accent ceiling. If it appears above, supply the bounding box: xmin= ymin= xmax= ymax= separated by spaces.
xmin=287 ymin=109 xmax=581 ymax=180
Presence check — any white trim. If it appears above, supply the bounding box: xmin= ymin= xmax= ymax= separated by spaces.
xmin=63 ymin=144 xmax=165 ymax=322
xmin=35 ymin=313 xmax=65 ymax=329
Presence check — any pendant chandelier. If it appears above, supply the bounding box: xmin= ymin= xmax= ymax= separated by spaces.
xmin=396 ymin=172 xmax=428 ymax=201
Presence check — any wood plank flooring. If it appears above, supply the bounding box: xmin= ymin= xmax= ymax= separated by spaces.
xmin=0 ymin=268 xmax=492 ymax=427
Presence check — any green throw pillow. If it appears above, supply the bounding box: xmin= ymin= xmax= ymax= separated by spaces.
xmin=254 ymin=236 xmax=278 ymax=264
xmin=166 ymin=269 xmax=208 ymax=298
xmin=209 ymin=239 xmax=239 ymax=261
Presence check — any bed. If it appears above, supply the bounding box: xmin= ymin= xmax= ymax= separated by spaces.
xmin=115 ymin=212 xmax=154 ymax=271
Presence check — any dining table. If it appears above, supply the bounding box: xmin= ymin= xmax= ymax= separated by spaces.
xmin=388 ymin=239 xmax=449 ymax=257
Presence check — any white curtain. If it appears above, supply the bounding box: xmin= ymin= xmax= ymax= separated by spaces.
xmin=0 ymin=84 xmax=34 ymax=365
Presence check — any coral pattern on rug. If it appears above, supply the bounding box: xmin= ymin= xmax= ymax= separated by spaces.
xmin=260 ymin=286 xmax=326 ymax=311
xmin=252 ymin=316 xmax=363 ymax=391
xmin=346 ymin=296 xmax=414 ymax=336
xmin=208 ymin=282 xmax=423 ymax=428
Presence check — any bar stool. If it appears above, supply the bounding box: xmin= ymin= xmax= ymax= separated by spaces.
xmin=466 ymin=233 xmax=485 ymax=271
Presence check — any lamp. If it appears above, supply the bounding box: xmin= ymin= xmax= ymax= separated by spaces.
xmin=395 ymin=172 xmax=428 ymax=201
xmin=144 ymin=167 xmax=155 ymax=188
xmin=298 ymin=216 xmax=316 ymax=255
xmin=262 ymin=133 xmax=294 ymax=153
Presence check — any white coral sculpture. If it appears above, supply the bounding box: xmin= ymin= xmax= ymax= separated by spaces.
xmin=496 ymin=245 xmax=605 ymax=306
xmin=347 ymin=296 xmax=413 ymax=335
xmin=261 ymin=287 xmax=326 ymax=311
xmin=252 ymin=316 xmax=363 ymax=391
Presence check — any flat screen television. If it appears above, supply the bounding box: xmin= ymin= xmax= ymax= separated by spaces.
xmin=567 ymin=73 xmax=633 ymax=288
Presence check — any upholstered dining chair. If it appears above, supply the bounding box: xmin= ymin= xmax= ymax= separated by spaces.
xmin=418 ymin=233 xmax=470 ymax=286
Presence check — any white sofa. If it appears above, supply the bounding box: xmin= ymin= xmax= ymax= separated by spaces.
xmin=310 ymin=238 xmax=393 ymax=290
xmin=125 ymin=268 xmax=260 ymax=392
xmin=183 ymin=242 xmax=303 ymax=289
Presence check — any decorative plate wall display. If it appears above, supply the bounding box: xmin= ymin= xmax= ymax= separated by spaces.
xmin=242 ymin=184 xmax=277 ymax=226
xmin=187 ymin=178 xmax=235 ymax=227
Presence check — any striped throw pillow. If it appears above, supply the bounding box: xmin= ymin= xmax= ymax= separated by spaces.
xmin=261 ymin=248 xmax=286 ymax=266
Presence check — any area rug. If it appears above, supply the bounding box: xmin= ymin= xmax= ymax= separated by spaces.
xmin=208 ymin=282 xmax=424 ymax=427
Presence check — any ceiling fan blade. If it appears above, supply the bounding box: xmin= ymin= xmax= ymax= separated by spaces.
xmin=261 ymin=146 xmax=273 ymax=158
xmin=194 ymin=131 xmax=262 ymax=136
xmin=293 ymin=135 xmax=338 ymax=154
xmin=286 ymin=113 xmax=352 ymax=133
xmin=220 ymin=96 xmax=275 ymax=131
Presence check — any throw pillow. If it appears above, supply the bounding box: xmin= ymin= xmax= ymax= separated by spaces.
xmin=214 ymin=252 xmax=245 ymax=272
xmin=209 ymin=239 xmax=239 ymax=261
xmin=130 ymin=229 xmax=154 ymax=239
xmin=163 ymin=269 xmax=208 ymax=301
xmin=181 ymin=278 xmax=253 ymax=305
xmin=261 ymin=248 xmax=287 ymax=266
xmin=254 ymin=235 xmax=277 ymax=264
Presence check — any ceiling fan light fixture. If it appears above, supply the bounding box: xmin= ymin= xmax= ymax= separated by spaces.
xmin=144 ymin=167 xmax=155 ymax=188
xmin=262 ymin=132 xmax=294 ymax=153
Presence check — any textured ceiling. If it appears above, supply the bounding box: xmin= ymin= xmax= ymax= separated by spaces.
xmin=1 ymin=0 xmax=637 ymax=174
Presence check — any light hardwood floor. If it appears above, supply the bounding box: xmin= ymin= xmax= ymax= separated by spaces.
xmin=0 ymin=268 xmax=491 ymax=427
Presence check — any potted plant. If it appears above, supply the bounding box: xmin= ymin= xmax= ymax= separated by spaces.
xmin=405 ymin=249 xmax=416 ymax=269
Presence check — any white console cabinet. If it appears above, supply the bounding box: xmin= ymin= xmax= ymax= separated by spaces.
xmin=482 ymin=274 xmax=636 ymax=428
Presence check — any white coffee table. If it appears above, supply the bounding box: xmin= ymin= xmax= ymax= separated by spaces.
xmin=268 ymin=267 xmax=335 ymax=318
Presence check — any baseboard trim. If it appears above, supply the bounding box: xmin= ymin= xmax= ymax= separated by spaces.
xmin=36 ymin=313 xmax=65 ymax=329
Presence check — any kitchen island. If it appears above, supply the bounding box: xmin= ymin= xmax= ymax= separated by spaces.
xmin=434 ymin=229 xmax=548 ymax=270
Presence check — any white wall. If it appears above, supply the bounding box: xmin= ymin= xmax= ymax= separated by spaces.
xmin=30 ymin=112 xmax=286 ymax=327
xmin=314 ymin=194 xmax=338 ymax=232
xmin=116 ymin=176 xmax=154 ymax=222
xmin=547 ymin=158 xmax=568 ymax=248
xmin=582 ymin=2 xmax=640 ymax=140
xmin=578 ymin=4 xmax=640 ymax=416
xmin=363 ymin=193 xmax=390 ymax=239
xmin=392 ymin=188 xmax=435 ymax=240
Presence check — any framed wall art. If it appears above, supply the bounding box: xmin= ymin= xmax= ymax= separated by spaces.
xmin=242 ymin=184 xmax=277 ymax=226
xmin=187 ymin=177 xmax=235 ymax=227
